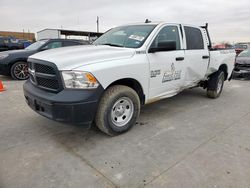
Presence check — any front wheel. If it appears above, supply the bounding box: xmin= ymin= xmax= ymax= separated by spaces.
xmin=95 ymin=85 xmax=140 ymax=136
xmin=207 ymin=71 xmax=225 ymax=99
xmin=10 ymin=61 xmax=29 ymax=80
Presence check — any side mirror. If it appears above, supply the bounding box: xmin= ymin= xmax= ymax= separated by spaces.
xmin=149 ymin=41 xmax=177 ymax=53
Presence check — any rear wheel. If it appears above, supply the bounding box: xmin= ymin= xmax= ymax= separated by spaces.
xmin=10 ymin=61 xmax=29 ymax=80
xmin=95 ymin=85 xmax=140 ymax=136
xmin=207 ymin=71 xmax=225 ymax=99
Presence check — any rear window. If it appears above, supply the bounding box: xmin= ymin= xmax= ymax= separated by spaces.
xmin=184 ymin=26 xmax=204 ymax=50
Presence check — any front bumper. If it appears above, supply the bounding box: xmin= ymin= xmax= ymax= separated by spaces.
xmin=23 ymin=81 xmax=104 ymax=125
xmin=234 ymin=63 xmax=250 ymax=77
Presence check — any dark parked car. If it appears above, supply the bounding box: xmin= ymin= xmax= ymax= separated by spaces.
xmin=18 ymin=39 xmax=32 ymax=48
xmin=0 ymin=38 xmax=7 ymax=51
xmin=234 ymin=48 xmax=250 ymax=77
xmin=0 ymin=39 xmax=89 ymax=80
xmin=0 ymin=36 xmax=24 ymax=51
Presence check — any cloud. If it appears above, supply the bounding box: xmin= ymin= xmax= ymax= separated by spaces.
xmin=0 ymin=0 xmax=249 ymax=42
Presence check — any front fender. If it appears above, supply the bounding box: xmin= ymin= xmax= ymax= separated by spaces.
xmin=74 ymin=56 xmax=150 ymax=100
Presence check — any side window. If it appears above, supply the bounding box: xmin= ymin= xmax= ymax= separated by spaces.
xmin=44 ymin=41 xmax=62 ymax=49
xmin=63 ymin=41 xmax=80 ymax=47
xmin=151 ymin=26 xmax=181 ymax=50
xmin=184 ymin=26 xmax=204 ymax=50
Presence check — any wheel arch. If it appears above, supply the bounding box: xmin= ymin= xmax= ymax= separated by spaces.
xmin=107 ymin=78 xmax=145 ymax=105
xmin=218 ymin=64 xmax=228 ymax=80
xmin=9 ymin=60 xmax=29 ymax=80
xmin=8 ymin=58 xmax=28 ymax=73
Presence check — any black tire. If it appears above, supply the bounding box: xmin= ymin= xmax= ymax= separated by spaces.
xmin=207 ymin=71 xmax=225 ymax=99
xmin=95 ymin=85 xmax=140 ymax=136
xmin=10 ymin=61 xmax=29 ymax=80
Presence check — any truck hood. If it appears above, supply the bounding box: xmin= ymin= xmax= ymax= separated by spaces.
xmin=236 ymin=57 xmax=250 ymax=65
xmin=29 ymin=45 xmax=136 ymax=70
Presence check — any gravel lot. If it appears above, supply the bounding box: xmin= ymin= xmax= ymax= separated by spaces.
xmin=0 ymin=75 xmax=250 ymax=188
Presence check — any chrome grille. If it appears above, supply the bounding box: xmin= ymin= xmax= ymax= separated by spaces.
xmin=29 ymin=73 xmax=36 ymax=83
xmin=36 ymin=77 xmax=59 ymax=90
xmin=28 ymin=60 xmax=62 ymax=92
xmin=35 ymin=64 xmax=56 ymax=75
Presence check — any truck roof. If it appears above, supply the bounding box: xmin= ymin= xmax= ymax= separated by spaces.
xmin=120 ymin=21 xmax=204 ymax=29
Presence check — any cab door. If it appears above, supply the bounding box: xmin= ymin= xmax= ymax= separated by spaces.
xmin=182 ymin=25 xmax=209 ymax=87
xmin=147 ymin=25 xmax=185 ymax=99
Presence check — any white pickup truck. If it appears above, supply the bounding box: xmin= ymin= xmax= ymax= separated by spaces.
xmin=23 ymin=22 xmax=236 ymax=136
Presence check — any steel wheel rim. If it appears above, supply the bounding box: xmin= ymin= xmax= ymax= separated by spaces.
xmin=14 ymin=63 xmax=29 ymax=79
xmin=217 ymin=77 xmax=223 ymax=94
xmin=111 ymin=97 xmax=134 ymax=127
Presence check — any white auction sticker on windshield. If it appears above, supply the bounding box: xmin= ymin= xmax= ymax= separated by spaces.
xmin=129 ymin=35 xmax=145 ymax=41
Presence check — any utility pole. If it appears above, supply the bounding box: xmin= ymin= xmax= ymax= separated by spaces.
xmin=97 ymin=16 xmax=99 ymax=33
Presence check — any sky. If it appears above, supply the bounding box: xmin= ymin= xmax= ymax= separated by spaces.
xmin=0 ymin=0 xmax=249 ymax=43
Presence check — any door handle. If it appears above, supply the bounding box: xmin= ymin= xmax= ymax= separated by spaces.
xmin=176 ymin=57 xmax=184 ymax=61
xmin=202 ymin=55 xmax=209 ymax=59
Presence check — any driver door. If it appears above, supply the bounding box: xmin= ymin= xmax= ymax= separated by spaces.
xmin=147 ymin=25 xmax=185 ymax=99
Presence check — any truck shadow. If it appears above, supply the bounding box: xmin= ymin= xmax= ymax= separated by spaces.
xmin=41 ymin=87 xmax=209 ymax=152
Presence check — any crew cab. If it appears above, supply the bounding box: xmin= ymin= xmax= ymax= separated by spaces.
xmin=0 ymin=39 xmax=89 ymax=80
xmin=23 ymin=22 xmax=236 ymax=136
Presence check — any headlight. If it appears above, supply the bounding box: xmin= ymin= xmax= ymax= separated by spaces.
xmin=61 ymin=71 xmax=99 ymax=89
xmin=0 ymin=53 xmax=9 ymax=60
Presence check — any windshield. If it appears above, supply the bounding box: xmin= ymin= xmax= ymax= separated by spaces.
xmin=25 ymin=40 xmax=48 ymax=50
xmin=93 ymin=25 xmax=156 ymax=48
xmin=239 ymin=49 xmax=250 ymax=57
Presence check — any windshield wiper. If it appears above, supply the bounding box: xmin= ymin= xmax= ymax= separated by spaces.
xmin=101 ymin=43 xmax=124 ymax=47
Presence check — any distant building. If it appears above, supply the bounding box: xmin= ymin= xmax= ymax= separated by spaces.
xmin=0 ymin=31 xmax=35 ymax=41
xmin=37 ymin=29 xmax=103 ymax=42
